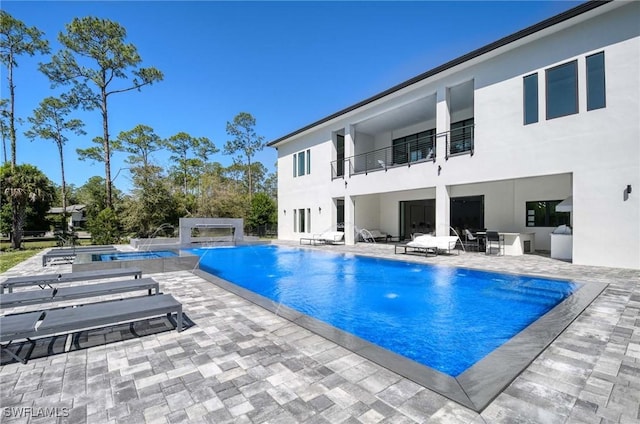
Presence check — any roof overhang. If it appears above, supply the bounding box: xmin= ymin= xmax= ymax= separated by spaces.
xmin=268 ymin=0 xmax=615 ymax=148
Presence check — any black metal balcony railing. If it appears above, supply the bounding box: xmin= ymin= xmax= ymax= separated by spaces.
xmin=331 ymin=159 xmax=344 ymax=180
xmin=446 ymin=124 xmax=474 ymax=159
xmin=331 ymin=137 xmax=436 ymax=179
xmin=330 ymin=125 xmax=474 ymax=179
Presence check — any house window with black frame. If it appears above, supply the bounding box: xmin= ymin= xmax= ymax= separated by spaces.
xmin=546 ymin=60 xmax=578 ymax=120
xmin=586 ymin=51 xmax=606 ymax=111
xmin=293 ymin=209 xmax=297 ymax=232
xmin=526 ymin=201 xmax=570 ymax=227
xmin=449 ymin=118 xmax=474 ymax=155
xmin=335 ymin=134 xmax=344 ymax=178
xmin=298 ymin=208 xmax=306 ymax=233
xmin=297 ymin=151 xmax=306 ymax=176
xmin=523 ymin=73 xmax=538 ymax=125
xmin=392 ymin=130 xmax=435 ymax=164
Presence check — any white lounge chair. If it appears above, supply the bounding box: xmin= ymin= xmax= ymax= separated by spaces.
xmin=317 ymin=231 xmax=344 ymax=245
xmin=360 ymin=229 xmax=388 ymax=242
xmin=300 ymin=231 xmax=345 ymax=246
xmin=405 ymin=235 xmax=459 ymax=255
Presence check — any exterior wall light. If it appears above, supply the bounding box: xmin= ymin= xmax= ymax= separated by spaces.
xmin=627 ymin=185 xmax=632 ymax=194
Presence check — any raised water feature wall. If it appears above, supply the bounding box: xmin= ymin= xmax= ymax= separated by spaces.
xmin=179 ymin=217 xmax=244 ymax=245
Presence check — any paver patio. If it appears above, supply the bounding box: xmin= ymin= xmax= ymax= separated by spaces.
xmin=0 ymin=241 xmax=638 ymax=423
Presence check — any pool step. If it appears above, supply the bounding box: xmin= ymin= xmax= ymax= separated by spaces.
xmin=490 ymin=285 xmax=567 ymax=306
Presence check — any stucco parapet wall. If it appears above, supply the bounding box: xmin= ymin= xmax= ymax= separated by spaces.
xmin=179 ymin=218 xmax=244 ymax=245
xmin=130 ymin=238 xmax=180 ymax=250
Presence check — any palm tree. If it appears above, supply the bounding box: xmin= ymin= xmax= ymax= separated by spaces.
xmin=1 ymin=163 xmax=52 ymax=248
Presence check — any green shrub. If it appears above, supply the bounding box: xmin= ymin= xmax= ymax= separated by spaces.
xmin=87 ymin=208 xmax=121 ymax=245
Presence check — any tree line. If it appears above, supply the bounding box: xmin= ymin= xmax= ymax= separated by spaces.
xmin=0 ymin=11 xmax=277 ymax=248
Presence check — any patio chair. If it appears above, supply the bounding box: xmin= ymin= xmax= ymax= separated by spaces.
xmin=463 ymin=229 xmax=480 ymax=252
xmin=485 ymin=231 xmax=504 ymax=255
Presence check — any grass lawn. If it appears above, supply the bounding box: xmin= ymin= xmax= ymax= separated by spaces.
xmin=0 ymin=239 xmax=92 ymax=273
xmin=0 ymin=249 xmax=41 ymax=273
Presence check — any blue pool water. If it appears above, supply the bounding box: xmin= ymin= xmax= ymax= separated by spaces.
xmin=94 ymin=250 xmax=178 ymax=262
xmin=189 ymin=245 xmax=579 ymax=376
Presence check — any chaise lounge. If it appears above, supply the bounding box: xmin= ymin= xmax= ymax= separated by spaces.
xmin=1 ymin=267 xmax=143 ymax=294
xmin=300 ymin=231 xmax=345 ymax=245
xmin=395 ymin=235 xmax=460 ymax=256
xmin=0 ymin=294 xmax=183 ymax=364
xmin=359 ymin=229 xmax=389 ymax=242
xmin=0 ymin=277 xmax=160 ymax=309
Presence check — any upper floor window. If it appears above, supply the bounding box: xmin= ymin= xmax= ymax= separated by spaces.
xmin=335 ymin=134 xmax=345 ymax=177
xmin=586 ymin=52 xmax=606 ymax=111
xmin=523 ymin=73 xmax=538 ymax=125
xmin=546 ymin=60 xmax=578 ymax=120
xmin=392 ymin=130 xmax=435 ymax=164
xmin=293 ymin=149 xmax=311 ymax=177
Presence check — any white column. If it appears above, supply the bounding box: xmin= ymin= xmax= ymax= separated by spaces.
xmin=344 ymin=194 xmax=356 ymax=245
xmin=435 ymin=184 xmax=450 ymax=237
xmin=344 ymin=124 xmax=355 ymax=177
xmin=343 ymin=124 xmax=356 ymax=244
xmin=435 ymin=87 xmax=450 ymax=160
xmin=434 ymin=86 xmax=451 ymax=237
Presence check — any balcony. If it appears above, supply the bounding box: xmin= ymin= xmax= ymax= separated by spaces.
xmin=330 ymin=124 xmax=474 ymax=179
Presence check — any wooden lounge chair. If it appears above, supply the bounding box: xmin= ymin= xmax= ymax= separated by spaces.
xmin=0 ymin=277 xmax=160 ymax=309
xmin=1 ymin=267 xmax=143 ymax=294
xmin=0 ymin=294 xmax=183 ymax=364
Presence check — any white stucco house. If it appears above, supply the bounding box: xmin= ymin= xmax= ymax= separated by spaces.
xmin=269 ymin=1 xmax=639 ymax=270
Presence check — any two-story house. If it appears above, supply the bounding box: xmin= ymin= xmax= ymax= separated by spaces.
xmin=269 ymin=1 xmax=640 ymax=270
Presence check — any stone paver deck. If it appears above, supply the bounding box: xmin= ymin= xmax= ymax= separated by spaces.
xmin=0 ymin=242 xmax=638 ymax=423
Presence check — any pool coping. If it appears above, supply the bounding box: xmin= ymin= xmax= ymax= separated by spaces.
xmin=192 ymin=255 xmax=607 ymax=412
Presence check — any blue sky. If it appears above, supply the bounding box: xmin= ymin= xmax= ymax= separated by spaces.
xmin=3 ymin=1 xmax=582 ymax=194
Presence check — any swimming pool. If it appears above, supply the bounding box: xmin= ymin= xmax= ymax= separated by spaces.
xmin=93 ymin=250 xmax=178 ymax=262
xmin=189 ymin=244 xmax=605 ymax=410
